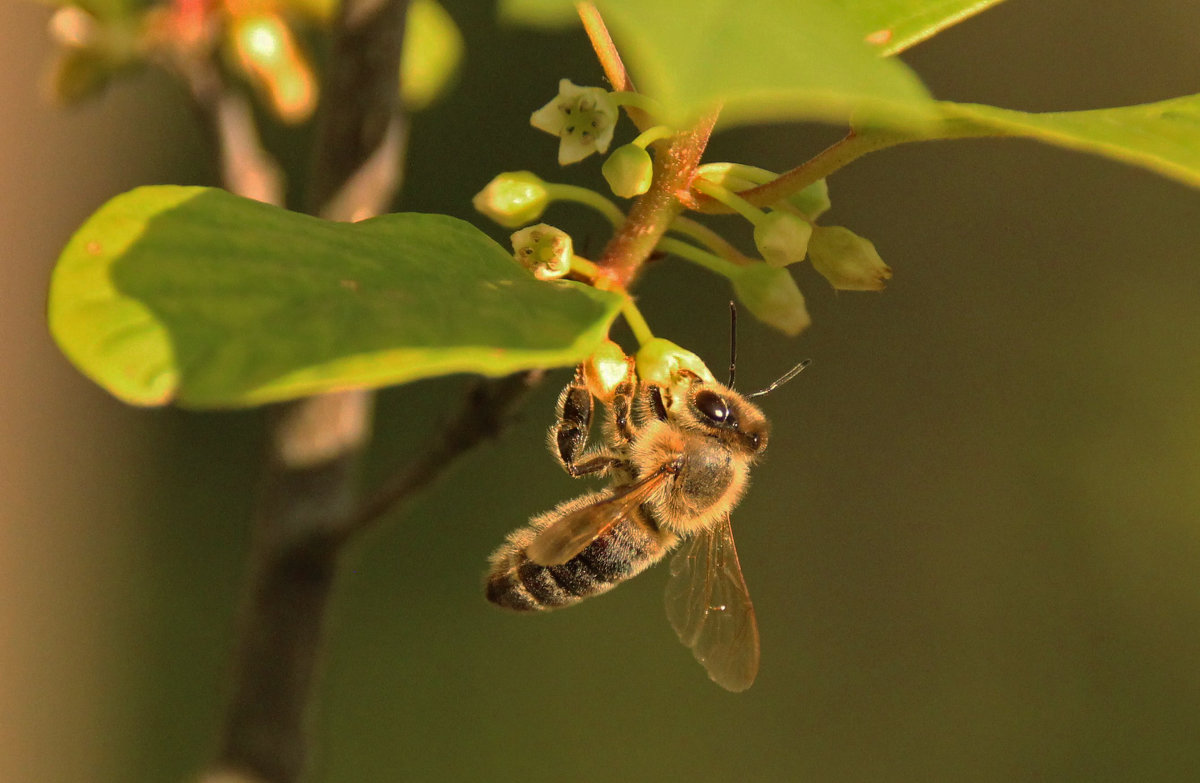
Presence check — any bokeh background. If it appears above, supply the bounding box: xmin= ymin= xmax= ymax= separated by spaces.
xmin=5 ymin=1 xmax=1200 ymax=781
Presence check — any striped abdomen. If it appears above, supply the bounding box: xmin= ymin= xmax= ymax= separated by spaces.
xmin=486 ymin=491 xmax=669 ymax=611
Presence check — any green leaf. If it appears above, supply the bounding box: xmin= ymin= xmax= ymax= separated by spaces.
xmin=932 ymin=96 xmax=1200 ymax=189
xmin=48 ymin=186 xmax=623 ymax=408
xmin=837 ymin=0 xmax=1008 ymax=56
xmin=505 ymin=0 xmax=939 ymax=130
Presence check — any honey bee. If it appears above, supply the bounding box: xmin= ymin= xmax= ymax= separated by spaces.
xmin=486 ymin=342 xmax=807 ymax=692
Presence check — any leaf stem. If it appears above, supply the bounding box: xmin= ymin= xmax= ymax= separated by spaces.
xmin=577 ymin=3 xmax=656 ymax=132
xmin=578 ymin=2 xmax=631 ymax=91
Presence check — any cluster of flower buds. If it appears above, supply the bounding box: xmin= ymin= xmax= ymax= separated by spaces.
xmin=472 ymin=75 xmax=895 ymax=384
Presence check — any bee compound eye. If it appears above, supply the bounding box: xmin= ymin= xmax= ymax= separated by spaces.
xmin=694 ymin=389 xmax=730 ymax=425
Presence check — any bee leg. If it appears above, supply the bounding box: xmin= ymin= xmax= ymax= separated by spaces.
xmin=549 ymin=366 xmax=626 ymax=478
xmin=607 ymin=363 xmax=641 ymax=447
xmin=549 ymin=365 xmax=593 ymax=474
xmin=568 ymin=454 xmax=627 ymax=478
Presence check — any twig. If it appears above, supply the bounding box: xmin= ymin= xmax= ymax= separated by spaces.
xmin=204 ymin=2 xmax=409 ymax=782
xmin=334 ymin=371 xmax=545 ymax=543
xmin=162 ymin=34 xmax=286 ymax=206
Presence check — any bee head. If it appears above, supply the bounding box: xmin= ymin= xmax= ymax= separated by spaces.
xmin=686 ymin=382 xmax=769 ymax=456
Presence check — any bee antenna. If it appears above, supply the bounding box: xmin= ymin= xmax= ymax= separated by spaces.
xmin=727 ymin=301 xmax=738 ymax=388
xmin=748 ymin=359 xmax=812 ymax=399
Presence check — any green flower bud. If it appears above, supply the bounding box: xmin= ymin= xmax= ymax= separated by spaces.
xmin=635 ymin=338 xmax=716 ymax=393
xmin=583 ymin=339 xmax=634 ymax=402
xmin=601 ymin=144 xmax=653 ymax=198
xmin=808 ymin=226 xmax=892 ymax=291
xmin=753 ymin=211 xmax=813 ymax=267
xmin=472 ymin=171 xmax=549 ymax=228
xmin=732 ymin=263 xmax=811 ymax=336
xmin=510 ymin=223 xmax=572 ymax=281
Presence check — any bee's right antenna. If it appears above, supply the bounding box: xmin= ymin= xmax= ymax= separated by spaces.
xmin=748 ymin=359 xmax=812 ymax=399
xmin=727 ymin=300 xmax=738 ymax=388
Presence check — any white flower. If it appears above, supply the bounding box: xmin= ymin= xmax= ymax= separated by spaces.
xmin=530 ymin=79 xmax=618 ymax=166
xmin=510 ymin=223 xmax=573 ymax=281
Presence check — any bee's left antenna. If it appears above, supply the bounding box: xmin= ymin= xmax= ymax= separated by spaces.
xmin=727 ymin=301 xmax=738 ymax=388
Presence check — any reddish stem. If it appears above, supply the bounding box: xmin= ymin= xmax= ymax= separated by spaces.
xmin=596 ymin=112 xmax=719 ymax=287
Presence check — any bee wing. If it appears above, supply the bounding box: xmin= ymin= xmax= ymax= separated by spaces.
xmin=526 ymin=468 xmax=672 ymax=566
xmin=664 ymin=515 xmax=760 ymax=692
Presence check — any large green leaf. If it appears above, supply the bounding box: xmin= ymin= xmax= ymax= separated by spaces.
xmin=931 ymin=96 xmax=1200 ymax=189
xmin=504 ymin=0 xmax=1004 ymax=56
xmin=505 ymin=0 xmax=940 ymax=129
xmin=48 ymin=186 xmax=622 ymax=408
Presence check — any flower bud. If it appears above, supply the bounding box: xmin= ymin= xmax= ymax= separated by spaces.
xmin=530 ymin=79 xmax=619 ymax=165
xmin=601 ymin=144 xmax=653 ymax=198
xmin=753 ymin=211 xmax=813 ymax=267
xmin=732 ymin=263 xmax=811 ymax=336
xmin=473 ymin=171 xmax=549 ymax=228
xmin=635 ymin=338 xmax=716 ymax=395
xmin=808 ymin=226 xmax=892 ymax=291
xmin=583 ymin=340 xmax=634 ymax=402
xmin=510 ymin=223 xmax=573 ymax=281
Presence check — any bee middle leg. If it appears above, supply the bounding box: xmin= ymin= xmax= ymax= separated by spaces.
xmin=605 ymin=363 xmax=641 ymax=449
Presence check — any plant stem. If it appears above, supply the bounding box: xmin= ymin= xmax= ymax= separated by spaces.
xmin=631 ymin=125 xmax=673 ymax=148
xmin=691 ymin=178 xmax=766 ymax=224
xmin=619 ymin=296 xmax=656 ymax=345
xmin=597 ymin=111 xmax=719 ymax=285
xmin=668 ymin=216 xmax=750 ymax=264
xmin=578 ymin=2 xmax=630 ymax=91
xmin=546 ymin=183 xmax=626 ymax=227
xmin=578 ymin=2 xmax=655 ymax=132
xmin=335 ymin=372 xmax=543 ymax=543
xmin=694 ymin=127 xmax=913 ymax=213
xmin=657 ymin=236 xmax=743 ymax=279
xmin=205 ymin=2 xmax=409 ymax=782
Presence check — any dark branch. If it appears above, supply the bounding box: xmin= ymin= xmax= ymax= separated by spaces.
xmin=305 ymin=0 xmax=409 ymax=219
xmin=336 ymin=371 xmax=545 ymax=543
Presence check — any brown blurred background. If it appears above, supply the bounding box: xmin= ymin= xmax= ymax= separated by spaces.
xmin=5 ymin=1 xmax=1200 ymax=781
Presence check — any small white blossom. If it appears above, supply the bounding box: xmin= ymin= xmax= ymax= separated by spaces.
xmin=530 ymin=79 xmax=618 ymax=166
xmin=510 ymin=223 xmax=573 ymax=281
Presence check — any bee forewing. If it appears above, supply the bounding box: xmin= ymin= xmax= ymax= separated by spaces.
xmin=664 ymin=516 xmax=760 ymax=692
xmin=526 ymin=469 xmax=670 ymax=566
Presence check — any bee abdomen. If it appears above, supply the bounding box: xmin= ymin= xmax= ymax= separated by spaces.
xmin=486 ymin=514 xmax=665 ymax=612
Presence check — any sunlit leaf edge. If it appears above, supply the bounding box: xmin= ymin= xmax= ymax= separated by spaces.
xmin=48 ymin=186 xmax=625 ymax=409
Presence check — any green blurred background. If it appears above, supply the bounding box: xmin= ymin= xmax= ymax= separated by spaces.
xmin=5 ymin=1 xmax=1200 ymax=781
